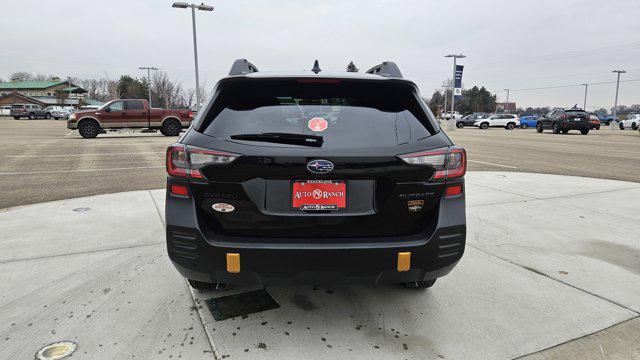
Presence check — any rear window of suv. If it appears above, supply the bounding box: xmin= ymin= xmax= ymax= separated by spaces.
xmin=198 ymin=79 xmax=437 ymax=149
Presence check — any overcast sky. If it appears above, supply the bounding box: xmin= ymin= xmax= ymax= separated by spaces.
xmin=2 ymin=0 xmax=640 ymax=109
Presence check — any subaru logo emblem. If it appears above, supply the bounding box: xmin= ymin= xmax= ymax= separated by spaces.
xmin=307 ymin=159 xmax=334 ymax=174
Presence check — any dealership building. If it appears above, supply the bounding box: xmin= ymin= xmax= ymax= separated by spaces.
xmin=0 ymin=79 xmax=95 ymax=108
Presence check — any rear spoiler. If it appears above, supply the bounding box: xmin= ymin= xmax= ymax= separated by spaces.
xmin=228 ymin=59 xmax=404 ymax=79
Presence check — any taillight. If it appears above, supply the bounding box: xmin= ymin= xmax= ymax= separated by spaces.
xmin=166 ymin=144 xmax=239 ymax=179
xmin=560 ymin=115 xmax=569 ymax=120
xmin=188 ymin=111 xmax=194 ymax=119
xmin=398 ymin=146 xmax=466 ymax=181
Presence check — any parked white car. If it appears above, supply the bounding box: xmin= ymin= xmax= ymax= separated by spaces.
xmin=442 ymin=111 xmax=463 ymax=120
xmin=474 ymin=114 xmax=520 ymax=130
xmin=0 ymin=105 xmax=11 ymax=116
xmin=619 ymin=114 xmax=640 ymax=130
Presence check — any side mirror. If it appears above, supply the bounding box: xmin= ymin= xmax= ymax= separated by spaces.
xmin=104 ymin=107 xmax=111 ymax=113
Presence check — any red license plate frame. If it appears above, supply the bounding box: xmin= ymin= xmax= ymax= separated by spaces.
xmin=292 ymin=180 xmax=346 ymax=211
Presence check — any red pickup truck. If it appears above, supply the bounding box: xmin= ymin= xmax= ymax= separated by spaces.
xmin=67 ymin=99 xmax=193 ymax=138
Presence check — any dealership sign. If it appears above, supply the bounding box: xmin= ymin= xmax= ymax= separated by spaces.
xmin=454 ymin=65 xmax=464 ymax=99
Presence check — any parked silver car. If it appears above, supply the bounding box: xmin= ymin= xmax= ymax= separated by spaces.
xmin=10 ymin=104 xmax=51 ymax=119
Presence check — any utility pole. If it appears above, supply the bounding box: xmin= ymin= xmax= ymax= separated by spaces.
xmin=172 ymin=2 xmax=214 ymax=111
xmin=445 ymin=54 xmax=466 ymax=131
xmin=139 ymin=66 xmax=159 ymax=107
xmin=442 ymin=83 xmax=448 ymax=122
xmin=503 ymin=88 xmax=510 ymax=112
xmin=582 ymin=83 xmax=588 ymax=110
xmin=611 ymin=70 xmax=626 ymax=129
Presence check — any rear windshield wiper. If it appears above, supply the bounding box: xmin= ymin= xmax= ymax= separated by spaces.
xmin=230 ymin=132 xmax=323 ymax=147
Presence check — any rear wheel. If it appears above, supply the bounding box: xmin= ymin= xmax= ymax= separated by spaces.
xmin=187 ymin=279 xmax=223 ymax=291
xmin=506 ymin=122 xmax=515 ymax=130
xmin=536 ymin=123 xmax=543 ymax=133
xmin=596 ymin=125 xmax=600 ymax=130
xmin=480 ymin=122 xmax=489 ymax=130
xmin=161 ymin=118 xmax=181 ymax=136
xmin=619 ymin=122 xmax=624 ymax=130
xmin=13 ymin=116 xmax=20 ymax=120
xmin=580 ymin=128 xmax=589 ymax=135
xmin=404 ymin=279 xmax=437 ymax=289
xmin=552 ymin=122 xmax=561 ymax=134
xmin=78 ymin=120 xmax=100 ymax=138
xmin=632 ymin=123 xmax=638 ymax=130
xmin=521 ymin=123 xmax=528 ymax=129
xmin=53 ymin=117 xmax=60 ymax=120
xmin=28 ymin=113 xmax=35 ymax=120
xmin=561 ymin=129 xmax=569 ymax=134
xmin=45 ymin=112 xmax=51 ymax=119
xmin=456 ymin=122 xmax=464 ymax=128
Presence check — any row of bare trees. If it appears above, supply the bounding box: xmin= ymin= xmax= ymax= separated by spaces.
xmin=4 ymin=71 xmax=207 ymax=109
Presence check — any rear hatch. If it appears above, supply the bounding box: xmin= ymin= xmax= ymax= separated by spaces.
xmin=564 ymin=109 xmax=589 ymax=126
xmin=182 ymin=78 xmax=453 ymax=241
xmin=10 ymin=105 xmax=27 ymax=114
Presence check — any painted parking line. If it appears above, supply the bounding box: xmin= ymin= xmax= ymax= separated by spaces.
xmin=0 ymin=165 xmax=164 ymax=176
xmin=5 ymin=152 xmax=164 ymax=158
xmin=468 ymin=160 xmax=518 ymax=169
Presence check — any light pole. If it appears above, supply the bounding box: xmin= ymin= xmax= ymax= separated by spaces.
xmin=582 ymin=83 xmax=588 ymax=110
xmin=139 ymin=66 xmax=159 ymax=107
xmin=445 ymin=54 xmax=465 ymax=130
xmin=611 ymin=70 xmax=626 ymax=128
xmin=172 ymin=1 xmax=214 ymax=111
xmin=503 ymin=88 xmax=510 ymax=112
xmin=442 ymin=82 xmax=448 ymax=122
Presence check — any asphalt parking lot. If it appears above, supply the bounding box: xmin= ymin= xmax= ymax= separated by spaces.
xmin=0 ymin=116 xmax=639 ymax=209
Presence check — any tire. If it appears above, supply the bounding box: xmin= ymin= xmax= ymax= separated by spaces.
xmin=45 ymin=112 xmax=51 ymax=119
xmin=619 ymin=122 xmax=624 ymax=130
xmin=187 ymin=279 xmax=221 ymax=291
xmin=521 ymin=123 xmax=528 ymax=129
xmin=552 ymin=122 xmax=561 ymax=134
xmin=53 ymin=117 xmax=60 ymax=120
xmin=561 ymin=129 xmax=569 ymax=134
xmin=78 ymin=120 xmax=100 ymax=138
xmin=456 ymin=122 xmax=464 ymax=129
xmin=13 ymin=116 xmax=20 ymax=120
xmin=632 ymin=123 xmax=638 ymax=131
xmin=404 ymin=279 xmax=437 ymax=289
xmin=596 ymin=125 xmax=600 ymax=130
xmin=480 ymin=122 xmax=489 ymax=130
xmin=536 ymin=123 xmax=543 ymax=133
xmin=580 ymin=128 xmax=589 ymax=135
xmin=28 ymin=113 xmax=35 ymax=120
xmin=161 ymin=118 xmax=181 ymax=136
xmin=506 ymin=122 xmax=515 ymax=130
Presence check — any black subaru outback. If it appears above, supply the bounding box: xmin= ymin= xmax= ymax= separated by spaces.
xmin=165 ymin=59 xmax=467 ymax=290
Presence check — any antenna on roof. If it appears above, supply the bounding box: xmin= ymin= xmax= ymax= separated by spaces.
xmin=311 ymin=60 xmax=321 ymax=74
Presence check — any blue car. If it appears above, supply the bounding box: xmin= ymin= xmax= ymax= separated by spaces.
xmin=519 ymin=115 xmax=542 ymax=129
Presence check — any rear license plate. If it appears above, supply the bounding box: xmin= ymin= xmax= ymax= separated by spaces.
xmin=292 ymin=180 xmax=346 ymax=211
xmin=573 ymin=118 xmax=581 ymax=121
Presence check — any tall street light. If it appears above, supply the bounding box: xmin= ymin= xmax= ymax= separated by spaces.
xmin=503 ymin=88 xmax=510 ymax=112
xmin=582 ymin=83 xmax=588 ymax=110
xmin=611 ymin=70 xmax=626 ymax=128
xmin=172 ymin=2 xmax=214 ymax=112
xmin=139 ymin=66 xmax=159 ymax=107
xmin=445 ymin=54 xmax=465 ymax=131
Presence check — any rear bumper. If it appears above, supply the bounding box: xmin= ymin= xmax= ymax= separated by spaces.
xmin=560 ymin=121 xmax=588 ymax=129
xmin=165 ymin=178 xmax=467 ymax=285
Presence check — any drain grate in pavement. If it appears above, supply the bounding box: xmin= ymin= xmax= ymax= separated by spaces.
xmin=205 ymin=289 xmax=280 ymax=321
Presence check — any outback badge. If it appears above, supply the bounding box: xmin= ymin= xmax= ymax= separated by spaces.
xmin=407 ymin=200 xmax=424 ymax=212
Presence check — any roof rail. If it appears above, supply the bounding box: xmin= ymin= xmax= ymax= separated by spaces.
xmin=366 ymin=61 xmax=403 ymax=78
xmin=228 ymin=59 xmax=259 ymax=76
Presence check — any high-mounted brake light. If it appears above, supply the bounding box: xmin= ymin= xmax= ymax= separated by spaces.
xmin=398 ymin=146 xmax=466 ymax=181
xmin=166 ymin=144 xmax=239 ymax=179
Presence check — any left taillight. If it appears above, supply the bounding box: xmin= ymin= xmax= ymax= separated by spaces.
xmin=166 ymin=143 xmax=239 ymax=179
xmin=398 ymin=146 xmax=466 ymax=181
xmin=188 ymin=111 xmax=194 ymax=119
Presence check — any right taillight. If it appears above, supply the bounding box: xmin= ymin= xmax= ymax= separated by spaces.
xmin=166 ymin=144 xmax=240 ymax=179
xmin=398 ymin=146 xmax=466 ymax=181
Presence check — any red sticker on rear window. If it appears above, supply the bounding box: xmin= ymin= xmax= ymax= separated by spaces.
xmin=308 ymin=117 xmax=328 ymax=132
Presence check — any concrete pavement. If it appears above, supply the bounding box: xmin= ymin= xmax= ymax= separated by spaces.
xmin=1 ymin=172 xmax=639 ymax=359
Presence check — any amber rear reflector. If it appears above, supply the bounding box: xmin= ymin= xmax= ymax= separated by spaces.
xmin=227 ymin=253 xmax=240 ymax=273
xmin=397 ymin=252 xmax=411 ymax=272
